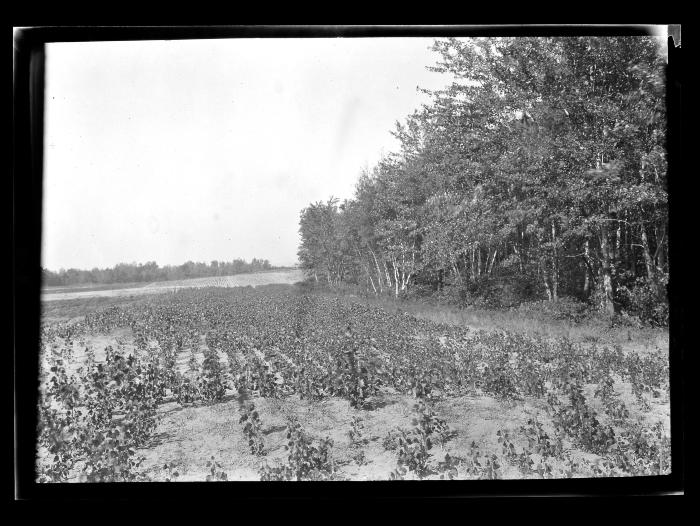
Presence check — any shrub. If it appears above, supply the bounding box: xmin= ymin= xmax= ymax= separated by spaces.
xmin=460 ymin=442 xmax=502 ymax=480
xmin=239 ymin=401 xmax=265 ymax=456
xmin=516 ymin=296 xmax=592 ymax=324
xmin=348 ymin=416 xmax=369 ymax=446
xmin=163 ymin=461 xmax=180 ymax=482
xmin=615 ymin=276 xmax=669 ymax=327
xmin=174 ymin=375 xmax=201 ymax=405
xmin=199 ymin=352 xmax=227 ymax=403
xmin=382 ymin=429 xmax=401 ymax=452
xmin=389 ymin=428 xmax=431 ymax=479
xmin=259 ymin=417 xmax=339 ymax=481
xmin=549 ymin=382 xmax=616 ymax=455
xmin=607 ymin=421 xmax=671 ymax=476
xmin=594 ymin=375 xmax=630 ymax=424
xmin=389 ymin=401 xmax=455 ymax=479
xmin=205 ymin=456 xmax=228 ymax=481
xmin=436 ymin=453 xmax=461 ymax=480
xmin=332 ymin=334 xmax=382 ymax=408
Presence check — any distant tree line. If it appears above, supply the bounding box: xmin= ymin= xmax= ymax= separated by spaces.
xmin=42 ymin=258 xmax=274 ymax=286
xmin=298 ymin=37 xmax=668 ymax=324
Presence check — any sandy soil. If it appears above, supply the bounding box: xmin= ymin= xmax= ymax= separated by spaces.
xmin=131 ymin=383 xmax=669 ymax=482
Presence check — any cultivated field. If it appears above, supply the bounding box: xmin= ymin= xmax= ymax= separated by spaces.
xmin=41 ymin=269 xmax=304 ymax=302
xmin=37 ymin=284 xmax=671 ymax=482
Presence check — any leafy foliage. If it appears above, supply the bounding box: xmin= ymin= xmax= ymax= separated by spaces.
xmin=297 ymin=36 xmax=668 ymax=325
xmin=389 ymin=401 xmax=455 ymax=479
xmin=549 ymin=382 xmax=616 ymax=455
xmin=205 ymin=456 xmax=228 ymax=481
xmin=42 ymin=258 xmax=275 ymax=287
xmin=259 ymin=417 xmax=339 ymax=481
xmin=163 ymin=461 xmax=180 ymax=482
xmin=239 ymin=401 xmax=265 ymax=456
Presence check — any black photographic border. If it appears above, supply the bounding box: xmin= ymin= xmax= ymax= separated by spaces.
xmin=13 ymin=24 xmax=685 ymax=501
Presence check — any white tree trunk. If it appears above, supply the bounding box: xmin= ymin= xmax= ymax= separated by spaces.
xmin=369 ymin=248 xmax=384 ymax=293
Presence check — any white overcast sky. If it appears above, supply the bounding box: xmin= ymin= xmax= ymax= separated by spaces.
xmin=42 ymin=29 xmax=669 ymax=271
xmin=42 ymin=37 xmax=453 ymax=271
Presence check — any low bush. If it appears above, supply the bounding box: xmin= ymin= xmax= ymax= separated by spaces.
xmin=389 ymin=401 xmax=455 ymax=480
xmin=515 ymin=296 xmax=593 ymax=324
xmin=239 ymin=401 xmax=265 ymax=456
xmin=259 ymin=417 xmax=339 ymax=481
xmin=615 ymin=276 xmax=669 ymax=327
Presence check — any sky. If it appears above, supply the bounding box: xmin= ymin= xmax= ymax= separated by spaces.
xmin=42 ymin=37 xmax=453 ymax=271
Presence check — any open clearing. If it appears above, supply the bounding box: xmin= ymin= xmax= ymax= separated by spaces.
xmin=37 ymin=284 xmax=670 ymax=482
xmin=41 ymin=269 xmax=304 ymax=302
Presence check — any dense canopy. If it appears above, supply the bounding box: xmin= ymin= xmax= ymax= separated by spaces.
xmin=298 ymin=36 xmax=668 ymax=324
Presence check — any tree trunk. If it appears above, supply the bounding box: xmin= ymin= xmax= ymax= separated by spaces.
xmin=626 ymin=221 xmax=637 ymax=277
xmin=368 ymin=248 xmax=384 ymax=293
xmin=383 ymin=260 xmax=392 ymax=290
xmin=541 ymin=260 xmax=553 ymax=302
xmin=393 ymin=259 xmax=399 ymax=297
xmin=640 ymin=224 xmax=656 ymax=283
xmin=551 ymin=222 xmax=558 ymax=301
xmin=357 ymin=248 xmax=376 ymax=294
xmin=641 ymin=222 xmax=666 ymax=299
xmin=599 ymin=228 xmax=615 ymax=317
xmin=654 ymin=219 xmax=667 ymax=273
xmin=513 ymin=245 xmax=523 ymax=273
xmin=470 ymin=246 xmax=476 ymax=279
xmin=452 ymin=262 xmax=463 ymax=285
xmin=488 ymin=248 xmax=498 ymax=276
xmin=477 ymin=244 xmax=482 ymax=278
xmin=583 ymin=239 xmax=591 ymax=299
xmin=402 ymin=271 xmax=411 ymax=291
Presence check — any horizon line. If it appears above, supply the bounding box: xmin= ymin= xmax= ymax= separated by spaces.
xmin=41 ymin=258 xmax=300 ymax=274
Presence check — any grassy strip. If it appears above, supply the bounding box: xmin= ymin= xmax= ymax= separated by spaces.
xmin=296 ymin=285 xmax=668 ymax=351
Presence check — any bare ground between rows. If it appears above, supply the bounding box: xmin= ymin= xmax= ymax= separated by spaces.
xmin=129 ymin=381 xmax=669 ymax=482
